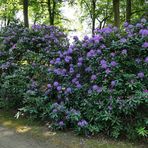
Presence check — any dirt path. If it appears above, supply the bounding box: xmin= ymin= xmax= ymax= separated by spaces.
xmin=0 ymin=126 xmax=57 ymax=148
xmin=0 ymin=111 xmax=147 ymax=148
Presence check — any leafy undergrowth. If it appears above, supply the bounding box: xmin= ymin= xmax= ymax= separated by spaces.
xmin=0 ymin=110 xmax=147 ymax=148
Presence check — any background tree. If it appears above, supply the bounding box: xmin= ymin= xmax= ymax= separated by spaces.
xmin=113 ymin=0 xmax=120 ymax=27
xmin=23 ymin=0 xmax=29 ymax=27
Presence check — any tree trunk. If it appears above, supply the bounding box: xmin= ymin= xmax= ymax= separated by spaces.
xmin=113 ymin=0 xmax=120 ymax=27
xmin=23 ymin=0 xmax=29 ymax=27
xmin=126 ymin=0 xmax=131 ymax=23
xmin=92 ymin=0 xmax=96 ymax=35
xmin=47 ymin=0 xmax=56 ymax=25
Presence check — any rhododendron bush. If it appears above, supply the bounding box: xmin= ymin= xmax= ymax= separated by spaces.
xmin=0 ymin=19 xmax=148 ymax=139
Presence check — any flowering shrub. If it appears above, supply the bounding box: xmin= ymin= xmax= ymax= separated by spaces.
xmin=45 ymin=19 xmax=148 ymax=139
xmin=0 ymin=19 xmax=148 ymax=139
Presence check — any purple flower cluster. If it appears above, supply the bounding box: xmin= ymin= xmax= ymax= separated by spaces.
xmin=78 ymin=120 xmax=88 ymax=127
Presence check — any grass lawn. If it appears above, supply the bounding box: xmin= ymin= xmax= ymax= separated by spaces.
xmin=0 ymin=110 xmax=147 ymax=148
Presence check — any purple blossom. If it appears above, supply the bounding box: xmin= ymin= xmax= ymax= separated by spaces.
xmin=50 ymin=60 xmax=54 ymax=65
xmin=73 ymin=36 xmax=79 ymax=41
xmin=84 ymin=35 xmax=89 ymax=40
xmin=137 ymin=72 xmax=144 ymax=78
xmin=85 ymin=67 xmax=92 ymax=72
xmin=110 ymin=61 xmax=118 ymax=67
xmin=93 ymin=35 xmax=103 ymax=42
xmin=92 ymin=85 xmax=99 ymax=91
xmin=110 ymin=52 xmax=115 ymax=57
xmin=91 ymin=75 xmax=97 ymax=80
xmin=122 ymin=49 xmax=127 ymax=55
xmin=142 ymin=42 xmax=148 ymax=48
xmin=65 ymin=56 xmax=72 ymax=63
xmin=136 ymin=23 xmax=143 ymax=28
xmin=102 ymin=27 xmax=113 ymax=34
xmin=69 ymin=67 xmax=74 ymax=73
xmin=139 ymin=29 xmax=148 ymax=37
xmin=101 ymin=63 xmax=108 ymax=69
xmin=100 ymin=59 xmax=107 ymax=65
xmin=47 ymin=84 xmax=52 ymax=88
xmin=76 ymin=84 xmax=82 ymax=89
xmin=111 ymin=80 xmax=116 ymax=87
xmin=78 ymin=120 xmax=88 ymax=127
xmin=78 ymin=57 xmax=83 ymax=62
xmin=105 ymin=68 xmax=111 ymax=74
xmin=52 ymin=109 xmax=57 ymax=113
xmin=77 ymin=62 xmax=82 ymax=67
xmin=97 ymin=49 xmax=102 ymax=55
xmin=57 ymin=86 xmax=62 ymax=91
xmin=120 ymin=38 xmax=127 ymax=43
xmin=59 ymin=121 xmax=65 ymax=126
xmin=53 ymin=81 xmax=59 ymax=87
xmin=87 ymin=50 xmax=96 ymax=58
xmin=123 ymin=22 xmax=129 ymax=27
xmin=141 ymin=18 xmax=147 ymax=23
xmin=144 ymin=57 xmax=148 ymax=63
xmin=66 ymin=87 xmax=72 ymax=93
xmin=143 ymin=90 xmax=148 ymax=93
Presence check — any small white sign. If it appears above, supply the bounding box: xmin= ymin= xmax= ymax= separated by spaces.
xmin=145 ymin=0 xmax=148 ymax=3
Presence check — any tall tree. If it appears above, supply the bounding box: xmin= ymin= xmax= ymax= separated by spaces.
xmin=23 ymin=0 xmax=29 ymax=27
xmin=113 ymin=0 xmax=120 ymax=27
xmin=126 ymin=0 xmax=131 ymax=23
xmin=47 ymin=0 xmax=56 ymax=25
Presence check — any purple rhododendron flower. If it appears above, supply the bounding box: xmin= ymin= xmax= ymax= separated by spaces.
xmin=120 ymin=38 xmax=127 ymax=43
xmin=73 ymin=36 xmax=79 ymax=41
xmin=65 ymin=56 xmax=72 ymax=63
xmin=76 ymin=84 xmax=82 ymax=89
xmin=91 ymin=75 xmax=97 ymax=80
xmin=59 ymin=121 xmax=65 ymax=126
xmin=78 ymin=120 xmax=88 ymax=127
xmin=143 ymin=90 xmax=148 ymax=93
xmin=57 ymin=86 xmax=62 ymax=91
xmin=50 ymin=60 xmax=54 ymax=64
xmin=66 ymin=87 xmax=72 ymax=93
xmin=100 ymin=59 xmax=107 ymax=65
xmin=85 ymin=67 xmax=92 ymax=72
xmin=139 ymin=29 xmax=148 ymax=37
xmin=97 ymin=49 xmax=102 ymax=54
xmin=142 ymin=42 xmax=148 ymax=48
xmin=78 ymin=57 xmax=83 ymax=62
xmin=110 ymin=52 xmax=115 ymax=57
xmin=123 ymin=22 xmax=129 ymax=27
xmin=144 ymin=57 xmax=148 ymax=63
xmin=136 ymin=23 xmax=143 ymax=28
xmin=137 ymin=72 xmax=144 ymax=78
xmin=93 ymin=35 xmax=103 ymax=42
xmin=110 ymin=61 xmax=118 ymax=67
xmin=77 ymin=62 xmax=82 ymax=67
xmin=84 ymin=35 xmax=89 ymax=40
xmin=122 ymin=49 xmax=127 ymax=55
xmin=101 ymin=63 xmax=108 ymax=69
xmin=53 ymin=81 xmax=59 ymax=87
xmin=47 ymin=84 xmax=52 ymax=88
xmin=105 ymin=68 xmax=111 ymax=74
xmin=141 ymin=18 xmax=147 ymax=23
xmin=69 ymin=67 xmax=74 ymax=73
xmin=102 ymin=27 xmax=112 ymax=34
xmin=111 ymin=80 xmax=116 ymax=87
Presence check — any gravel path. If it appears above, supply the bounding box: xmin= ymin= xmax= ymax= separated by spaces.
xmin=0 ymin=126 xmax=58 ymax=148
